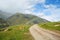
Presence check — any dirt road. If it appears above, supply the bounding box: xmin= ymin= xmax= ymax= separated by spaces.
xmin=29 ymin=24 xmax=60 ymax=40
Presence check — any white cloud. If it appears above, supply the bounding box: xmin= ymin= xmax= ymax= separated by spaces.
xmin=0 ymin=0 xmax=45 ymax=13
xmin=38 ymin=5 xmax=60 ymax=22
xmin=27 ymin=4 xmax=60 ymax=22
xmin=44 ymin=4 xmax=56 ymax=9
xmin=0 ymin=0 xmax=30 ymax=13
xmin=0 ymin=0 xmax=60 ymax=22
xmin=24 ymin=3 xmax=60 ymax=22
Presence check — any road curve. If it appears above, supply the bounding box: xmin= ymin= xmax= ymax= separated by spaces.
xmin=29 ymin=24 xmax=60 ymax=40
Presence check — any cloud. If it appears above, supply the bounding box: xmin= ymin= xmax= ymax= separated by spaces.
xmin=27 ymin=0 xmax=60 ymax=22
xmin=0 ymin=0 xmax=45 ymax=13
xmin=37 ymin=5 xmax=60 ymax=22
xmin=0 ymin=0 xmax=60 ymax=22
xmin=0 ymin=0 xmax=31 ymax=13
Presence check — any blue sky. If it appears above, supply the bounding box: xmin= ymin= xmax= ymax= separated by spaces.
xmin=0 ymin=0 xmax=60 ymax=21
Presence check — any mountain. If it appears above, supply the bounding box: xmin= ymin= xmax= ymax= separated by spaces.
xmin=0 ymin=10 xmax=12 ymax=20
xmin=0 ymin=12 xmax=49 ymax=40
xmin=7 ymin=13 xmax=49 ymax=25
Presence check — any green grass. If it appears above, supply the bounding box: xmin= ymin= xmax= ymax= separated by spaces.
xmin=0 ymin=24 xmax=34 ymax=40
xmin=39 ymin=22 xmax=60 ymax=31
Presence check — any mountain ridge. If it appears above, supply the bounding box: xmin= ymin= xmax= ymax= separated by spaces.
xmin=7 ymin=13 xmax=49 ymax=25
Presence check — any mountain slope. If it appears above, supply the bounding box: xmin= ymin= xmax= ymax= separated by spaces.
xmin=7 ymin=13 xmax=49 ymax=25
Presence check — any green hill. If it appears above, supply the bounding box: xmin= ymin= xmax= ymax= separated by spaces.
xmin=0 ymin=24 xmax=34 ymax=40
xmin=7 ymin=13 xmax=49 ymax=25
xmin=39 ymin=22 xmax=60 ymax=31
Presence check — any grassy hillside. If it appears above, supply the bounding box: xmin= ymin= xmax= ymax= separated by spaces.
xmin=7 ymin=13 xmax=49 ymax=25
xmin=39 ymin=22 xmax=60 ymax=31
xmin=0 ymin=24 xmax=34 ymax=40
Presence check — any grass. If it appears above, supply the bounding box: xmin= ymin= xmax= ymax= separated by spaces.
xmin=0 ymin=24 xmax=34 ymax=40
xmin=38 ymin=22 xmax=60 ymax=31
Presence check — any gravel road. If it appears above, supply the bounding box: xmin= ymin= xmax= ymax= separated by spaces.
xmin=29 ymin=24 xmax=60 ymax=40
